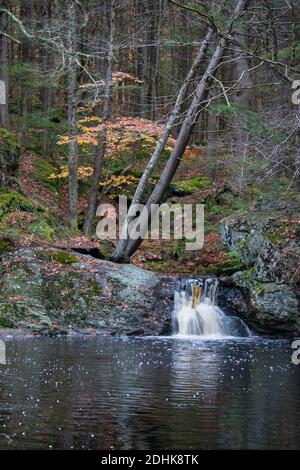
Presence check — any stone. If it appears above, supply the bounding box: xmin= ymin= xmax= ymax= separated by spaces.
xmin=220 ymin=196 xmax=300 ymax=335
xmin=0 ymin=247 xmax=173 ymax=335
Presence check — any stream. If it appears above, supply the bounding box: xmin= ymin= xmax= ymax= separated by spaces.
xmin=0 ymin=335 xmax=299 ymax=449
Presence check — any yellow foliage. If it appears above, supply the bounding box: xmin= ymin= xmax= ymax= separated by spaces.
xmin=78 ymin=116 xmax=102 ymax=124
xmin=99 ymin=175 xmax=138 ymax=188
xmin=57 ymin=136 xmax=69 ymax=146
xmin=56 ymin=116 xmax=177 ymax=169
xmin=49 ymin=165 xmax=94 ymax=180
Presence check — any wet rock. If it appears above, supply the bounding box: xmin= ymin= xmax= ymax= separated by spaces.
xmin=0 ymin=247 xmax=173 ymax=335
xmin=220 ymin=196 xmax=300 ymax=335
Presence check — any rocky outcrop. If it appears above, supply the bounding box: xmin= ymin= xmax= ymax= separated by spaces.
xmin=0 ymin=247 xmax=173 ymax=336
xmin=220 ymin=196 xmax=300 ymax=335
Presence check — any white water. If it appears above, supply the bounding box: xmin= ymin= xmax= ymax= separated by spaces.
xmin=173 ymin=278 xmax=251 ymax=338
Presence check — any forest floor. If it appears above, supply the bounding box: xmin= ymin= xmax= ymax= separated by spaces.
xmin=0 ymin=148 xmax=293 ymax=276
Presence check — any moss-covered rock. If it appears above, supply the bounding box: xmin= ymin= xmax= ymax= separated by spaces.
xmin=174 ymin=176 xmax=212 ymax=195
xmin=0 ymin=247 xmax=173 ymax=335
xmin=51 ymin=251 xmax=79 ymax=264
xmin=0 ymin=189 xmax=35 ymax=219
xmin=0 ymin=188 xmax=64 ymax=243
xmin=28 ymin=220 xmax=55 ymax=241
xmin=220 ymin=195 xmax=300 ymax=335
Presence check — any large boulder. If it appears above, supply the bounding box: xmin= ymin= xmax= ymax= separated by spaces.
xmin=220 ymin=196 xmax=300 ymax=335
xmin=0 ymin=247 xmax=173 ymax=335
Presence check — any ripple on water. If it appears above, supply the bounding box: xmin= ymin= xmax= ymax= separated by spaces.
xmin=0 ymin=335 xmax=299 ymax=449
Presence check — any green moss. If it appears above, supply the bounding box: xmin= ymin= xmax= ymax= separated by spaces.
xmin=51 ymin=251 xmax=79 ymax=264
xmin=33 ymin=157 xmax=58 ymax=192
xmin=28 ymin=220 xmax=54 ymax=241
xmin=255 ymin=282 xmax=265 ymax=296
xmin=91 ymin=279 xmax=101 ymax=295
xmin=174 ymin=176 xmax=212 ymax=194
xmin=0 ymin=128 xmax=19 ymax=150
xmin=239 ymin=266 xmax=256 ymax=281
xmin=0 ymin=302 xmax=23 ymax=327
xmin=266 ymin=232 xmax=279 ymax=244
xmin=208 ymin=204 xmax=224 ymax=216
xmin=0 ymin=314 xmax=15 ymax=328
xmin=221 ymin=251 xmax=244 ymax=271
xmin=217 ymin=192 xmax=250 ymax=212
xmin=234 ymin=268 xmax=266 ymax=295
xmin=0 ymin=189 xmax=63 ymax=241
xmin=266 ymin=225 xmax=288 ymax=245
xmin=0 ymin=237 xmax=14 ymax=253
xmin=0 ymin=128 xmax=20 ymax=174
xmin=0 ymin=190 xmax=35 ymax=219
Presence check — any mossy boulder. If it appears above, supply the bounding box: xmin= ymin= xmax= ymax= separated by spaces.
xmin=51 ymin=251 xmax=79 ymax=264
xmin=0 ymin=189 xmax=35 ymax=219
xmin=0 ymin=247 xmax=173 ymax=334
xmin=28 ymin=220 xmax=55 ymax=241
xmin=0 ymin=189 xmax=63 ymax=242
xmin=220 ymin=196 xmax=300 ymax=335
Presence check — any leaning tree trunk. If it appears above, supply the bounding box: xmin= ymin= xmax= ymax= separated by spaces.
xmin=112 ymin=28 xmax=213 ymax=261
xmin=83 ymin=0 xmax=116 ymax=237
xmin=113 ymin=0 xmax=251 ymax=262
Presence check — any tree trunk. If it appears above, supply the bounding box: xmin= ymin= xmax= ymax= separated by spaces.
xmin=67 ymin=0 xmax=79 ymax=230
xmin=40 ymin=1 xmax=54 ymax=154
xmin=83 ymin=0 xmax=116 ymax=237
xmin=113 ymin=0 xmax=251 ymax=261
xmin=206 ymin=90 xmax=218 ymax=178
xmin=233 ymin=32 xmax=252 ymax=166
xmin=20 ymin=0 xmax=34 ymax=118
xmin=0 ymin=2 xmax=9 ymax=129
xmin=139 ymin=0 xmax=150 ymax=118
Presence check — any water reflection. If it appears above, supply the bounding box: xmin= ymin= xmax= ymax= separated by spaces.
xmin=0 ymin=336 xmax=299 ymax=449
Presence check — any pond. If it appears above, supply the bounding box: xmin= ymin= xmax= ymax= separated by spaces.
xmin=0 ymin=335 xmax=299 ymax=449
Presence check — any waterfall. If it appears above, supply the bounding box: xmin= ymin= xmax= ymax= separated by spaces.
xmin=173 ymin=278 xmax=251 ymax=338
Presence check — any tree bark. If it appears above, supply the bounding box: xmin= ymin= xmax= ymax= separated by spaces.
xmin=83 ymin=0 xmax=116 ymax=237
xmin=0 ymin=1 xmax=9 ymax=129
xmin=20 ymin=0 xmax=34 ymax=118
xmin=67 ymin=0 xmax=79 ymax=230
xmin=206 ymin=89 xmax=218 ymax=178
xmin=233 ymin=32 xmax=252 ymax=174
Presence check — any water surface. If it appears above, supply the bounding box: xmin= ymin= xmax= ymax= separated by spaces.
xmin=0 ymin=335 xmax=299 ymax=449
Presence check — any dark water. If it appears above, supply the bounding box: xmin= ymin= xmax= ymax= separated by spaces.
xmin=0 ymin=335 xmax=299 ymax=449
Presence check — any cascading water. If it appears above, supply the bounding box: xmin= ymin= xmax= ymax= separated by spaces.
xmin=173 ymin=278 xmax=251 ymax=338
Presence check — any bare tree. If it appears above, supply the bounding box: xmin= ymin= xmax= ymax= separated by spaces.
xmin=66 ymin=0 xmax=79 ymax=230
xmin=83 ymin=0 xmax=116 ymax=236
xmin=0 ymin=0 xmax=9 ymax=129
